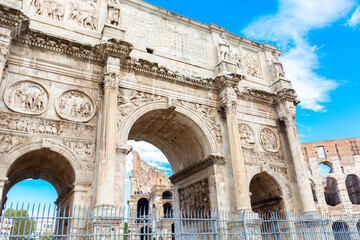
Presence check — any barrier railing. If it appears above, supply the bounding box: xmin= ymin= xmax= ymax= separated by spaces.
xmin=1 ymin=203 xmax=360 ymax=240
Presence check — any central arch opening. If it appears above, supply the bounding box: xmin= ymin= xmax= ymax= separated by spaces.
xmin=128 ymin=109 xmax=211 ymax=173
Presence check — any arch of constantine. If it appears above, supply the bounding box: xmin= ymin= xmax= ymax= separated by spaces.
xmin=0 ymin=0 xmax=317 ymax=213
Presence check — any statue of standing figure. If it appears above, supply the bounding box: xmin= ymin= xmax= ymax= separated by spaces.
xmin=272 ymin=51 xmax=286 ymax=79
xmin=108 ymin=0 xmax=121 ymax=26
xmin=218 ymin=32 xmax=230 ymax=61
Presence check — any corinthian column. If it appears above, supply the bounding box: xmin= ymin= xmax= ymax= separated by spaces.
xmin=95 ymin=61 xmax=120 ymax=207
xmin=278 ymin=100 xmax=316 ymax=213
xmin=221 ymin=86 xmax=252 ymax=211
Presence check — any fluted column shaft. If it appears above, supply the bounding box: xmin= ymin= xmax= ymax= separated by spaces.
xmin=95 ymin=57 xmax=120 ymax=207
xmin=279 ymin=109 xmax=317 ymax=212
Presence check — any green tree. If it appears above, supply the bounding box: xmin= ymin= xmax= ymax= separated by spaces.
xmin=124 ymin=222 xmax=128 ymax=240
xmin=5 ymin=208 xmax=36 ymax=240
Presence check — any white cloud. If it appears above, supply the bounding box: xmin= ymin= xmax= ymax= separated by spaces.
xmin=242 ymin=0 xmax=355 ymax=111
xmin=126 ymin=140 xmax=171 ymax=172
xmin=346 ymin=6 xmax=360 ymax=27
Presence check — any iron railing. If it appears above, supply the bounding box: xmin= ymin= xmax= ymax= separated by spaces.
xmin=1 ymin=203 xmax=360 ymax=240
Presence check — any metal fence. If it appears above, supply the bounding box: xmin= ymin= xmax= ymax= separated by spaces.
xmin=1 ymin=203 xmax=360 ymax=240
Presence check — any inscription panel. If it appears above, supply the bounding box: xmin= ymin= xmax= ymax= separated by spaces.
xmin=121 ymin=4 xmax=210 ymax=65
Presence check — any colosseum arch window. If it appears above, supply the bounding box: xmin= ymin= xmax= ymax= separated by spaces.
xmin=318 ymin=162 xmax=332 ymax=175
xmin=162 ymin=191 xmax=173 ymax=200
xmin=163 ymin=203 xmax=172 ymax=218
xmin=346 ymin=175 xmax=360 ymax=205
xmin=140 ymin=226 xmax=152 ymax=240
xmin=137 ymin=198 xmax=149 ymax=218
xmin=310 ymin=179 xmax=317 ymax=202
xmin=323 ymin=177 xmax=341 ymax=206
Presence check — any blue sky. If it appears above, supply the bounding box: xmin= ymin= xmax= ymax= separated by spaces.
xmin=6 ymin=0 xmax=360 ymax=205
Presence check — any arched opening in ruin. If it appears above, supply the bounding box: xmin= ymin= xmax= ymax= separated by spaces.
xmin=137 ymin=198 xmax=149 ymax=218
xmin=1 ymin=149 xmax=76 ymax=209
xmin=345 ymin=175 xmax=360 ymax=204
xmin=318 ymin=162 xmax=332 ymax=175
xmin=140 ymin=226 xmax=152 ymax=240
xmin=171 ymin=223 xmax=175 ymax=240
xmin=162 ymin=191 xmax=172 ymax=200
xmin=163 ymin=203 xmax=172 ymax=218
xmin=310 ymin=179 xmax=318 ymax=202
xmin=332 ymin=221 xmax=350 ymax=240
xmin=249 ymin=172 xmax=283 ymax=212
xmin=323 ymin=177 xmax=341 ymax=206
xmin=125 ymin=108 xmax=215 ymax=210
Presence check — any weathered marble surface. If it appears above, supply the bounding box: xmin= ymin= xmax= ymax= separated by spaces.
xmin=0 ymin=0 xmax=319 ymax=214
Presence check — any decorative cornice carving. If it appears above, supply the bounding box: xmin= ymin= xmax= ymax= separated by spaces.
xmin=0 ymin=6 xmax=29 ymax=33
xmin=169 ymin=154 xmax=225 ymax=184
xmin=15 ymin=31 xmax=103 ymax=62
xmin=275 ymin=88 xmax=300 ymax=105
xmin=96 ymin=39 xmax=133 ymax=59
xmin=120 ymin=58 xmax=217 ymax=90
xmin=214 ymin=74 xmax=243 ymax=92
xmin=237 ymin=88 xmax=276 ymax=104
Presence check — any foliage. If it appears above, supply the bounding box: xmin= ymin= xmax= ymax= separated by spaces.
xmin=5 ymin=208 xmax=36 ymax=240
xmin=40 ymin=229 xmax=52 ymax=240
xmin=124 ymin=222 xmax=128 ymax=240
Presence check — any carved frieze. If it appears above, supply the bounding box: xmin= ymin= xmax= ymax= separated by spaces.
xmin=117 ymin=89 xmax=164 ymax=117
xmin=179 ymin=178 xmax=210 ymax=210
xmin=29 ymin=0 xmax=99 ymax=30
xmin=0 ymin=134 xmax=31 ymax=154
xmin=4 ymin=80 xmax=49 ymax=115
xmin=238 ymin=123 xmax=255 ymax=148
xmin=243 ymin=148 xmax=286 ymax=166
xmin=0 ymin=112 xmax=96 ymax=139
xmin=64 ymin=140 xmax=95 ymax=171
xmin=180 ymin=100 xmax=223 ymax=145
xmin=243 ymin=51 xmax=262 ymax=79
xmin=259 ymin=128 xmax=280 ymax=152
xmin=55 ymin=90 xmax=96 ymax=122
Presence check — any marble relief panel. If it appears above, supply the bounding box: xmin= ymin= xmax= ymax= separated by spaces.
xmin=55 ymin=90 xmax=96 ymax=122
xmin=4 ymin=80 xmax=49 ymax=115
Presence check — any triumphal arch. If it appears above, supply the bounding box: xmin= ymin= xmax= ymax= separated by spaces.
xmin=0 ymin=0 xmax=317 ymax=213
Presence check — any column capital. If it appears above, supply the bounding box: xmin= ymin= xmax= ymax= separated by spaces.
xmin=116 ymin=144 xmax=133 ymax=155
xmin=102 ymin=72 xmax=120 ymax=89
xmin=279 ymin=113 xmax=296 ymax=127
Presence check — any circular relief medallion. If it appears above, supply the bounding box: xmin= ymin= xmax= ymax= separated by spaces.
xmin=4 ymin=80 xmax=49 ymax=115
xmin=238 ymin=123 xmax=255 ymax=148
xmin=55 ymin=90 xmax=96 ymax=122
xmin=259 ymin=127 xmax=280 ymax=152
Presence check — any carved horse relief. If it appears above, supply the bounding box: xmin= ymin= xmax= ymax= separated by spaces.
xmin=4 ymin=80 xmax=49 ymax=115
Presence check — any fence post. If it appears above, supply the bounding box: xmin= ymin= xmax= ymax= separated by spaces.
xmin=243 ymin=211 xmax=249 ymax=240
xmin=211 ymin=209 xmax=219 ymax=240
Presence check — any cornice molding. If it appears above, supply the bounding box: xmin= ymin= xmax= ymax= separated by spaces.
xmin=169 ymin=154 xmax=225 ymax=184
xmin=120 ymin=58 xmax=217 ymax=90
xmin=0 ymin=6 xmax=29 ymax=36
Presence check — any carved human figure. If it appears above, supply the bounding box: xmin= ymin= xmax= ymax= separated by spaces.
xmin=108 ymin=0 xmax=121 ymax=26
xmin=244 ymin=53 xmax=262 ymax=78
xmin=238 ymin=124 xmax=255 ymax=147
xmin=272 ymin=51 xmax=285 ymax=79
xmin=218 ymin=32 xmax=230 ymax=61
xmin=56 ymin=90 xmax=94 ymax=121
